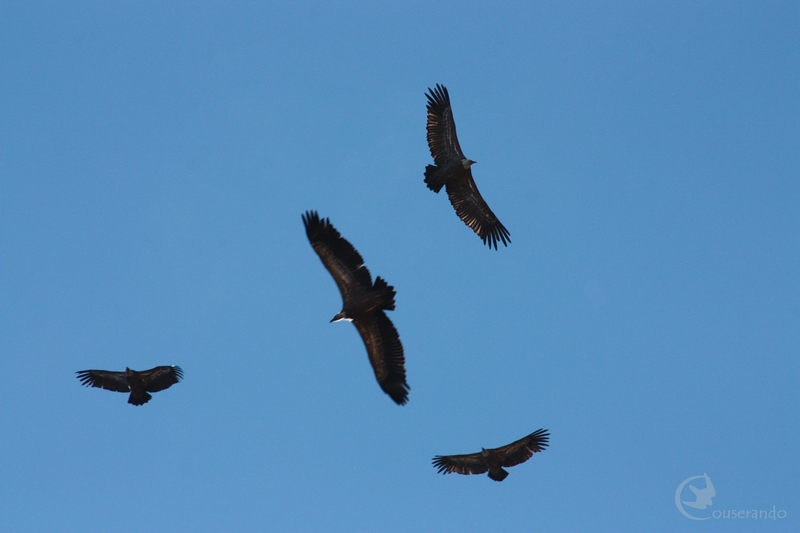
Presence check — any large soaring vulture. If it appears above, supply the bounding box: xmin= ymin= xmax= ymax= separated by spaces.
xmin=76 ymin=366 xmax=183 ymax=405
xmin=302 ymin=210 xmax=409 ymax=405
xmin=424 ymin=83 xmax=511 ymax=249
xmin=432 ymin=429 xmax=549 ymax=481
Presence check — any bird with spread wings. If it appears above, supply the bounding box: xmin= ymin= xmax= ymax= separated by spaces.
xmin=76 ymin=365 xmax=183 ymax=406
xmin=433 ymin=429 xmax=549 ymax=481
xmin=302 ymin=211 xmax=409 ymax=405
xmin=424 ymin=83 xmax=511 ymax=249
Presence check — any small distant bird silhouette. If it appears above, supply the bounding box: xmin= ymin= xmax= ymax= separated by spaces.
xmin=432 ymin=429 xmax=549 ymax=481
xmin=76 ymin=366 xmax=183 ymax=406
xmin=683 ymin=473 xmax=716 ymax=509
xmin=302 ymin=211 xmax=409 ymax=405
xmin=424 ymin=84 xmax=510 ymax=249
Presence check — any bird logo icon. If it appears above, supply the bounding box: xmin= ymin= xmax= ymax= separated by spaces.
xmin=675 ymin=473 xmax=716 ymax=520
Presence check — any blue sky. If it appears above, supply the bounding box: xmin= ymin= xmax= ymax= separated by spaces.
xmin=1 ymin=2 xmax=798 ymax=531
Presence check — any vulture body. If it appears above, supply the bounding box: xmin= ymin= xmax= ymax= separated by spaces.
xmin=302 ymin=210 xmax=409 ymax=405
xmin=432 ymin=429 xmax=549 ymax=481
xmin=76 ymin=366 xmax=183 ymax=405
xmin=424 ymin=83 xmax=511 ymax=249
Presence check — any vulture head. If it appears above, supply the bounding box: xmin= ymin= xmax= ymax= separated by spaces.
xmin=330 ymin=311 xmax=352 ymax=323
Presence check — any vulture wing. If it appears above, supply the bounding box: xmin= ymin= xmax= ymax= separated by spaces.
xmin=139 ymin=365 xmax=183 ymax=393
xmin=303 ymin=211 xmax=372 ymax=300
xmin=491 ymin=429 xmax=550 ymax=468
xmin=432 ymin=452 xmax=489 ymax=476
xmin=352 ymin=308 xmax=408 ymax=405
xmin=444 ymin=173 xmax=511 ymax=249
xmin=425 ymin=84 xmax=465 ymax=166
xmin=75 ymin=369 xmax=130 ymax=393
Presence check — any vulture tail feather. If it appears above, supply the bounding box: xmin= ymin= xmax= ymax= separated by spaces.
xmin=424 ymin=165 xmax=445 ymax=193
xmin=128 ymin=391 xmax=152 ymax=406
xmin=488 ymin=468 xmax=509 ymax=482
xmin=372 ymin=277 xmax=396 ymax=311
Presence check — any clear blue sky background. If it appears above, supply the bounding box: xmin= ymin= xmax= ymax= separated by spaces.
xmin=1 ymin=2 xmax=798 ymax=532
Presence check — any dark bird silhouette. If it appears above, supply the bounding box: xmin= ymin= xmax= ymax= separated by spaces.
xmin=432 ymin=429 xmax=549 ymax=481
xmin=302 ymin=211 xmax=409 ymax=405
xmin=76 ymin=366 xmax=183 ymax=406
xmin=424 ymin=83 xmax=511 ymax=249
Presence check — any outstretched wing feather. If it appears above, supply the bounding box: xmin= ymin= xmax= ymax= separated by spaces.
xmin=445 ymin=171 xmax=511 ymax=249
xmin=353 ymin=311 xmax=408 ymax=405
xmin=432 ymin=453 xmax=488 ymax=476
xmin=303 ymin=211 xmax=372 ymax=299
xmin=140 ymin=365 xmax=183 ymax=393
xmin=426 ymin=84 xmax=465 ymax=166
xmin=75 ymin=370 xmax=130 ymax=393
xmin=491 ymin=429 xmax=550 ymax=468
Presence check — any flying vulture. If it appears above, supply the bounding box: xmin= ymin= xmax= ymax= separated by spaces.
xmin=302 ymin=210 xmax=409 ymax=405
xmin=76 ymin=366 xmax=183 ymax=406
xmin=424 ymin=83 xmax=511 ymax=249
xmin=432 ymin=429 xmax=549 ymax=481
